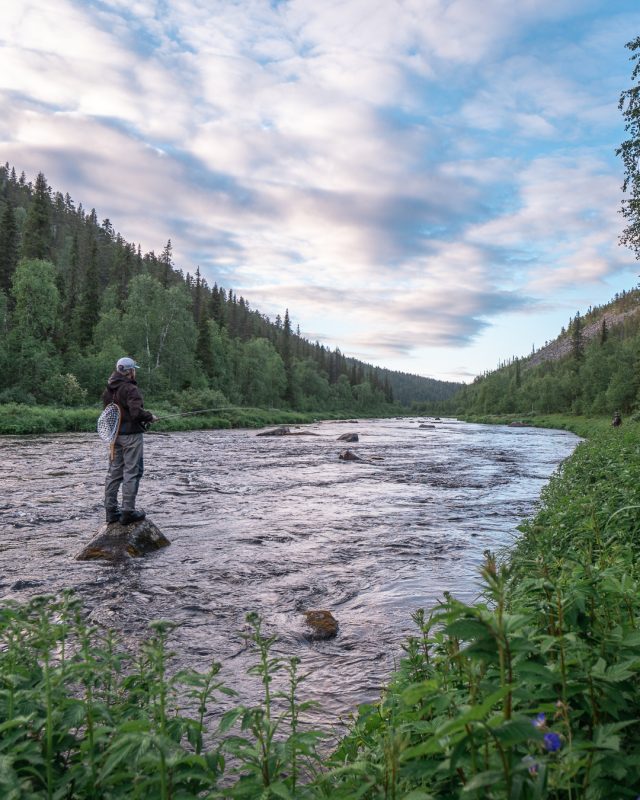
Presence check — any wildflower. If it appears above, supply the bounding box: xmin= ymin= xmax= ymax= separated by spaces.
xmin=531 ymin=712 xmax=546 ymax=729
xmin=543 ymin=732 xmax=562 ymax=752
xmin=522 ymin=755 xmax=539 ymax=776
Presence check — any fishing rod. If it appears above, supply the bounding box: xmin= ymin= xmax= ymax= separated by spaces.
xmin=154 ymin=407 xmax=237 ymax=421
xmin=98 ymin=405 xmax=238 ymax=451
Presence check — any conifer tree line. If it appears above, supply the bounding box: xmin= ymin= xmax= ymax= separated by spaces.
xmin=0 ymin=164 xmax=460 ymax=410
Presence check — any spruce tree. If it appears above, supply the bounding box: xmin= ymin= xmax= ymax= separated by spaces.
xmin=62 ymin=232 xmax=80 ymax=337
xmin=196 ymin=313 xmax=215 ymax=377
xmin=22 ymin=172 xmax=52 ymax=260
xmin=160 ymin=239 xmax=173 ymax=287
xmin=209 ymin=282 xmax=222 ymax=322
xmin=111 ymin=240 xmax=132 ymax=309
xmin=77 ymin=238 xmax=100 ymax=346
xmin=193 ymin=266 xmax=202 ymax=321
xmin=0 ymin=201 xmax=19 ymax=295
xmin=282 ymin=308 xmax=294 ymax=403
xmin=384 ymin=375 xmax=394 ymax=403
xmin=600 ymin=318 xmax=608 ymax=345
xmin=571 ymin=312 xmax=584 ymax=364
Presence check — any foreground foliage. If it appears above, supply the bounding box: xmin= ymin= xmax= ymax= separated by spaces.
xmin=2 ymin=423 xmax=640 ymax=798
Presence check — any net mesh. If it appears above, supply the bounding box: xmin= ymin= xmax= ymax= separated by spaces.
xmin=97 ymin=403 xmax=121 ymax=443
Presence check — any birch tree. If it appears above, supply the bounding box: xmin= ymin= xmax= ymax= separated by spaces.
xmin=121 ymin=275 xmax=196 ymax=392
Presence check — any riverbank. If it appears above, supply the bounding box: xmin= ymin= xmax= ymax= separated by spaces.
xmin=1 ymin=419 xmax=638 ymax=797
xmin=456 ymin=411 xmax=615 ymax=438
xmin=0 ymin=401 xmax=406 ymax=435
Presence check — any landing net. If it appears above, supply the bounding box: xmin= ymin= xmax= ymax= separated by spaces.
xmin=97 ymin=403 xmax=121 ymax=444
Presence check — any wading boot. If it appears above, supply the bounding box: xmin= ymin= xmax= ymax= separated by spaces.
xmin=106 ymin=509 xmax=121 ymax=524
xmin=120 ymin=509 xmax=146 ymax=525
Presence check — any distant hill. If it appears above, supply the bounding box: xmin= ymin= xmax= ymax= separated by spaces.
xmin=375 ymin=368 xmax=462 ymax=406
xmin=527 ymin=288 xmax=640 ymax=370
xmin=449 ymin=286 xmax=640 ymax=417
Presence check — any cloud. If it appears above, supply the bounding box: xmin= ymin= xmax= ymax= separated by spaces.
xmin=2 ymin=0 xmax=639 ymax=381
xmin=466 ymin=153 xmax=633 ymax=293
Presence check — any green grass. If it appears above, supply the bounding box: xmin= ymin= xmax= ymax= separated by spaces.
xmin=456 ymin=412 xmax=615 ymax=438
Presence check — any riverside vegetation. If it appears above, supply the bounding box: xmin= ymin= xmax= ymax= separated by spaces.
xmin=2 ymin=418 xmax=640 ymax=799
xmin=0 ymin=398 xmax=399 ymax=436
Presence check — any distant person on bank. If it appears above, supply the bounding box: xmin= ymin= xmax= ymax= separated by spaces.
xmin=102 ymin=357 xmax=158 ymax=525
xmin=612 ymin=412 xmax=622 ymax=428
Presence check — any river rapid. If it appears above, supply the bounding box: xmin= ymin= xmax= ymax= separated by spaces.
xmin=0 ymin=417 xmax=578 ymax=733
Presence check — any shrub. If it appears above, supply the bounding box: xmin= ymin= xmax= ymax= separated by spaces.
xmin=42 ymin=372 xmax=88 ymax=406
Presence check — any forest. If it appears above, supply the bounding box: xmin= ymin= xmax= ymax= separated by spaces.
xmin=0 ymin=164 xmax=461 ymax=415
xmin=432 ymin=288 xmax=640 ymax=419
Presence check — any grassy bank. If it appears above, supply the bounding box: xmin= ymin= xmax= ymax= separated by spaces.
xmin=0 ymin=402 xmax=405 ymax=435
xmin=2 ymin=421 xmax=639 ymax=797
xmin=456 ymin=412 xmax=615 ymax=439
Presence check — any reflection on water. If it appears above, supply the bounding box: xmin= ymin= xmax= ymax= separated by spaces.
xmin=0 ymin=418 xmax=578 ymax=729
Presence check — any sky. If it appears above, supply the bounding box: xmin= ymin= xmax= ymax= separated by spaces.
xmin=2 ymin=0 xmax=640 ymax=383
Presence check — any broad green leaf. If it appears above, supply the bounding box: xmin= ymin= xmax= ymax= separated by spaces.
xmin=462 ymin=769 xmax=504 ymax=792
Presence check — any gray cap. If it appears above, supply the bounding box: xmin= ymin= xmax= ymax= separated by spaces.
xmin=116 ymin=357 xmax=140 ymax=372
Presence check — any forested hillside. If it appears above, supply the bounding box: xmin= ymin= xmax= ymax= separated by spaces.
xmin=447 ymin=288 xmax=640 ymax=417
xmin=0 ymin=164 xmax=460 ymax=412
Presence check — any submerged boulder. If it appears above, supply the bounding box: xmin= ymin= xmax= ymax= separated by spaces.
xmin=304 ymin=610 xmax=339 ymax=640
xmin=419 ymin=424 xmax=436 ymax=429
xmin=339 ymin=449 xmax=363 ymax=461
xmin=256 ymin=426 xmax=291 ymax=437
xmin=337 ymin=432 xmax=359 ymax=442
xmin=76 ymin=518 xmax=171 ymax=561
xmin=256 ymin=426 xmax=319 ymax=437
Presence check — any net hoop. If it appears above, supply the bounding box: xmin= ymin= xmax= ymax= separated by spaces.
xmin=97 ymin=403 xmax=121 ymax=445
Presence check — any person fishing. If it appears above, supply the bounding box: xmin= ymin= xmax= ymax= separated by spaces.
xmin=102 ymin=357 xmax=158 ymax=525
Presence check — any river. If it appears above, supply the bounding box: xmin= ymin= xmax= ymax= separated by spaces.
xmin=0 ymin=417 xmax=578 ymax=733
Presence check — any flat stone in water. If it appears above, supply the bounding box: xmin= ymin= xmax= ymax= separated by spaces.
xmin=76 ymin=518 xmax=171 ymax=561
xmin=256 ymin=426 xmax=290 ymax=437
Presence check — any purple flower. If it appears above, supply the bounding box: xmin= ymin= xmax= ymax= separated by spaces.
xmin=531 ymin=713 xmax=546 ymax=729
xmin=522 ymin=755 xmax=538 ymax=776
xmin=543 ymin=732 xmax=562 ymax=752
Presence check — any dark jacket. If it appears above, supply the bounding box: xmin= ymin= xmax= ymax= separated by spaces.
xmin=102 ymin=372 xmax=154 ymax=435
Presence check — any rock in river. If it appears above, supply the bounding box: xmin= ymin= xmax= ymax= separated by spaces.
xmin=339 ymin=449 xmax=363 ymax=461
xmin=304 ymin=610 xmax=339 ymax=640
xmin=256 ymin=426 xmax=291 ymax=436
xmin=337 ymin=432 xmax=359 ymax=442
xmin=256 ymin=426 xmax=319 ymax=437
xmin=76 ymin=518 xmax=171 ymax=561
